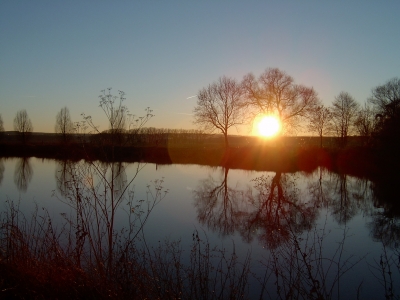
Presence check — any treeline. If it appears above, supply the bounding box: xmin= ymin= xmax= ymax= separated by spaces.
xmin=97 ymin=127 xmax=206 ymax=146
xmin=193 ymin=68 xmax=400 ymax=150
xmin=1 ymin=72 xmax=399 ymax=156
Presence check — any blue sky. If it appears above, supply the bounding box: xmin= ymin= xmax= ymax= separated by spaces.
xmin=1 ymin=1 xmax=399 ymax=134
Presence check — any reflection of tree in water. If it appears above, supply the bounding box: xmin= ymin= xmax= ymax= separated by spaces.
xmin=109 ymin=162 xmax=127 ymax=198
xmin=308 ymin=169 xmax=374 ymax=222
xmin=193 ymin=168 xmax=248 ymax=236
xmin=367 ymin=174 xmax=400 ymax=300
xmin=327 ymin=173 xmax=359 ymax=224
xmin=55 ymin=160 xmax=75 ymax=197
xmin=194 ymin=169 xmax=320 ymax=249
xmin=241 ymin=172 xmax=319 ymax=249
xmin=14 ymin=157 xmax=33 ymax=192
xmin=368 ymin=173 xmax=400 ymax=248
xmin=0 ymin=158 xmax=4 ymax=185
xmin=56 ymin=160 xmax=128 ymax=200
xmin=307 ymin=167 xmax=331 ymax=210
xmin=369 ymin=213 xmax=400 ymax=249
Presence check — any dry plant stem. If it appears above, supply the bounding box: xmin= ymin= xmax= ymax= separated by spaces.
xmin=368 ymin=240 xmax=399 ymax=300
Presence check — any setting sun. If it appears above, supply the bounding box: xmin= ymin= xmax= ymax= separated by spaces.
xmin=257 ymin=115 xmax=281 ymax=137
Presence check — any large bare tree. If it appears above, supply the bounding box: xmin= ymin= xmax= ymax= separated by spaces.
xmin=13 ymin=109 xmax=33 ymax=143
xmin=330 ymin=92 xmax=359 ymax=147
xmin=55 ymin=107 xmax=74 ymax=142
xmin=242 ymin=68 xmax=319 ymax=134
xmin=307 ymin=105 xmax=332 ymax=148
xmin=193 ymin=76 xmax=245 ymax=148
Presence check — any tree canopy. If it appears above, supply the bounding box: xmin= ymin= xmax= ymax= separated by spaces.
xmin=242 ymin=68 xmax=319 ymax=134
xmin=193 ymin=76 xmax=245 ymax=148
xmin=13 ymin=110 xmax=33 ymax=143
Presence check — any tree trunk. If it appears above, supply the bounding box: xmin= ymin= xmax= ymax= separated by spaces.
xmin=224 ymin=133 xmax=229 ymax=148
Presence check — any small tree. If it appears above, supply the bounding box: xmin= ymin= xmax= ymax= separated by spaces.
xmin=13 ymin=109 xmax=33 ymax=143
xmin=330 ymin=92 xmax=359 ymax=147
xmin=354 ymin=103 xmax=376 ymax=145
xmin=242 ymin=68 xmax=319 ymax=134
xmin=307 ymin=105 xmax=332 ymax=148
xmin=194 ymin=76 xmax=245 ymax=148
xmin=55 ymin=107 xmax=74 ymax=142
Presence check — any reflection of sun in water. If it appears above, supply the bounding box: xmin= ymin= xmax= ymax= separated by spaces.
xmin=256 ymin=115 xmax=281 ymax=137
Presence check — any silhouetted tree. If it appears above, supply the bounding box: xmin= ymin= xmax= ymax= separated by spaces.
xmin=369 ymin=78 xmax=400 ymax=156
xmin=354 ymin=103 xmax=376 ymax=145
xmin=242 ymin=68 xmax=319 ymax=134
xmin=330 ymin=92 xmax=359 ymax=147
xmin=13 ymin=109 xmax=33 ymax=144
xmin=369 ymin=77 xmax=400 ymax=117
xmin=194 ymin=76 xmax=246 ymax=148
xmin=55 ymin=107 xmax=74 ymax=142
xmin=307 ymin=105 xmax=332 ymax=147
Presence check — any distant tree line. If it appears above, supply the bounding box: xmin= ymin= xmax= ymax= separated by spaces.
xmin=193 ymin=68 xmax=400 ymax=151
xmin=2 ymin=74 xmax=399 ymax=154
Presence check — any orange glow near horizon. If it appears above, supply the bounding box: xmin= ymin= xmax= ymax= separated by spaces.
xmin=255 ymin=115 xmax=281 ymax=138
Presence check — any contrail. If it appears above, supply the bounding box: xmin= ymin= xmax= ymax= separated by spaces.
xmin=186 ymin=95 xmax=197 ymax=99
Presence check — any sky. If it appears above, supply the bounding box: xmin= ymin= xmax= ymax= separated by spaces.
xmin=1 ymin=1 xmax=399 ymax=134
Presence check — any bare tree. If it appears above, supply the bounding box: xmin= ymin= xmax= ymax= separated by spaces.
xmin=368 ymin=78 xmax=400 ymax=152
xmin=242 ymin=68 xmax=319 ymax=134
xmin=369 ymin=77 xmax=400 ymax=117
xmin=193 ymin=76 xmax=245 ymax=148
xmin=307 ymin=105 xmax=332 ymax=148
xmin=330 ymin=92 xmax=359 ymax=147
xmin=354 ymin=103 xmax=376 ymax=144
xmin=13 ymin=109 xmax=33 ymax=143
xmin=55 ymin=107 xmax=74 ymax=142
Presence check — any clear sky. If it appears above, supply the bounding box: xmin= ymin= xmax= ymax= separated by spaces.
xmin=1 ymin=1 xmax=399 ymax=134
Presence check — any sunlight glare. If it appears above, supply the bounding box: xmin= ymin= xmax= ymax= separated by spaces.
xmin=257 ymin=115 xmax=281 ymax=137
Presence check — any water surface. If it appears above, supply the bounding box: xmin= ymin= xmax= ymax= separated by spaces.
xmin=0 ymin=157 xmax=399 ymax=299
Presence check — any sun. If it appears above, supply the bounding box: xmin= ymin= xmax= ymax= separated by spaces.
xmin=257 ymin=115 xmax=281 ymax=137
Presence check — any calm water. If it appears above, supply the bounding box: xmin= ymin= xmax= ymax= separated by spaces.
xmin=0 ymin=157 xmax=399 ymax=299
